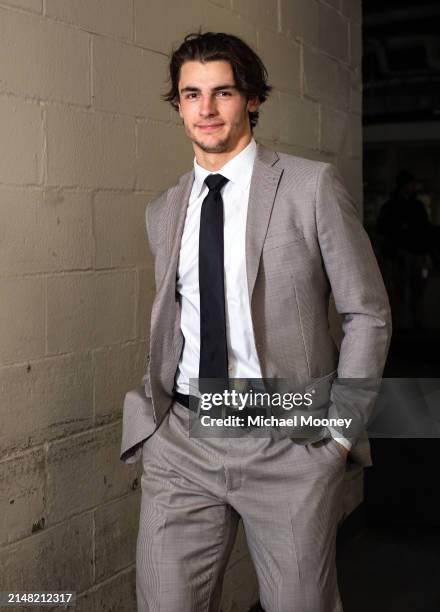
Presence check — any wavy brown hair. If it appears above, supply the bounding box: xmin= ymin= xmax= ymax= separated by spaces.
xmin=163 ymin=31 xmax=272 ymax=129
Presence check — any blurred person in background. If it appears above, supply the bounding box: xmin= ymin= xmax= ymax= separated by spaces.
xmin=377 ymin=169 xmax=435 ymax=330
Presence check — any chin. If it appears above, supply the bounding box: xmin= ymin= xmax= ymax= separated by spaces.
xmin=194 ymin=136 xmax=230 ymax=154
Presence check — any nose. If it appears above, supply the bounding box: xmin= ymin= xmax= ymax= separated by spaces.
xmin=199 ymin=95 xmax=217 ymax=118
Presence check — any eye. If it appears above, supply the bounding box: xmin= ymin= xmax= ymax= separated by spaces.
xmin=184 ymin=92 xmax=199 ymax=100
xmin=217 ymin=90 xmax=231 ymax=97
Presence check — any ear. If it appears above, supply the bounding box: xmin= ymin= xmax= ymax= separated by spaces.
xmin=177 ymin=101 xmax=183 ymax=119
xmin=246 ymin=96 xmax=260 ymax=114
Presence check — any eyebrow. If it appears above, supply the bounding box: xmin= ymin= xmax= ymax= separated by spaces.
xmin=180 ymin=84 xmax=236 ymax=94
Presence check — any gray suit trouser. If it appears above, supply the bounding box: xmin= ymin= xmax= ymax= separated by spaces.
xmin=136 ymin=400 xmax=346 ymax=612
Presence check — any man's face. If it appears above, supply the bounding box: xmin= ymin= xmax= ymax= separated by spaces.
xmin=177 ymin=60 xmax=259 ymax=155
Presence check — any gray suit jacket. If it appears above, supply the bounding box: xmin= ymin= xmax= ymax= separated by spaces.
xmin=120 ymin=144 xmax=392 ymax=467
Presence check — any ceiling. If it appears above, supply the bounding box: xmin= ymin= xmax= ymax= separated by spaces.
xmin=363 ymin=1 xmax=440 ymax=124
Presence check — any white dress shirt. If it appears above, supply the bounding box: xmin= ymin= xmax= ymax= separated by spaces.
xmin=175 ymin=138 xmax=262 ymax=395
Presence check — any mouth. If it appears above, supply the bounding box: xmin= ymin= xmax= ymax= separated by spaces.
xmin=196 ymin=123 xmax=224 ymax=132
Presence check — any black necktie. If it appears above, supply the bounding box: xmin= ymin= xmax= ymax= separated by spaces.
xmin=198 ymin=174 xmax=229 ymax=393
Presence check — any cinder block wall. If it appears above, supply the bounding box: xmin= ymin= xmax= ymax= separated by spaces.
xmin=0 ymin=1 xmax=362 ymax=610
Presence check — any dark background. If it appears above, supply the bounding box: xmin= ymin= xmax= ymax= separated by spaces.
xmin=339 ymin=2 xmax=440 ymax=611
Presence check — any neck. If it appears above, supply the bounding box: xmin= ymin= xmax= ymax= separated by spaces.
xmin=194 ymin=133 xmax=253 ymax=172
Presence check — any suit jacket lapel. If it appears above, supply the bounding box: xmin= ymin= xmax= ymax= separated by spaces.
xmin=149 ymin=169 xmax=194 ymax=417
xmin=246 ymin=144 xmax=283 ymax=302
xmin=160 ymin=144 xmax=282 ymax=304
xmin=158 ymin=169 xmax=194 ymax=295
xmin=150 ymin=169 xmax=193 ymax=372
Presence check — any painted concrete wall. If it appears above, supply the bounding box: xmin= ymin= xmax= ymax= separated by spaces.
xmin=0 ymin=1 xmax=362 ymax=609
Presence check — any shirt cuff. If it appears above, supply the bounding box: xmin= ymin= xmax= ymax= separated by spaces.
xmin=327 ymin=426 xmax=353 ymax=451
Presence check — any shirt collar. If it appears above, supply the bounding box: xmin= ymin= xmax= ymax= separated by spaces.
xmin=192 ymin=138 xmax=257 ymax=198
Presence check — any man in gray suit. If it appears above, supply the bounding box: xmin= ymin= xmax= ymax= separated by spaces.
xmin=120 ymin=32 xmax=391 ymax=611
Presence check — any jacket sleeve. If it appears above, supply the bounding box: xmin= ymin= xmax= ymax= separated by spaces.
xmin=315 ymin=163 xmax=392 ymax=439
xmin=120 ymin=197 xmax=161 ymax=463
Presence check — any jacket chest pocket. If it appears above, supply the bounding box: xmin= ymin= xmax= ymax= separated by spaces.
xmin=263 ymin=226 xmax=305 ymax=253
xmin=262 ymin=233 xmax=308 ymax=280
